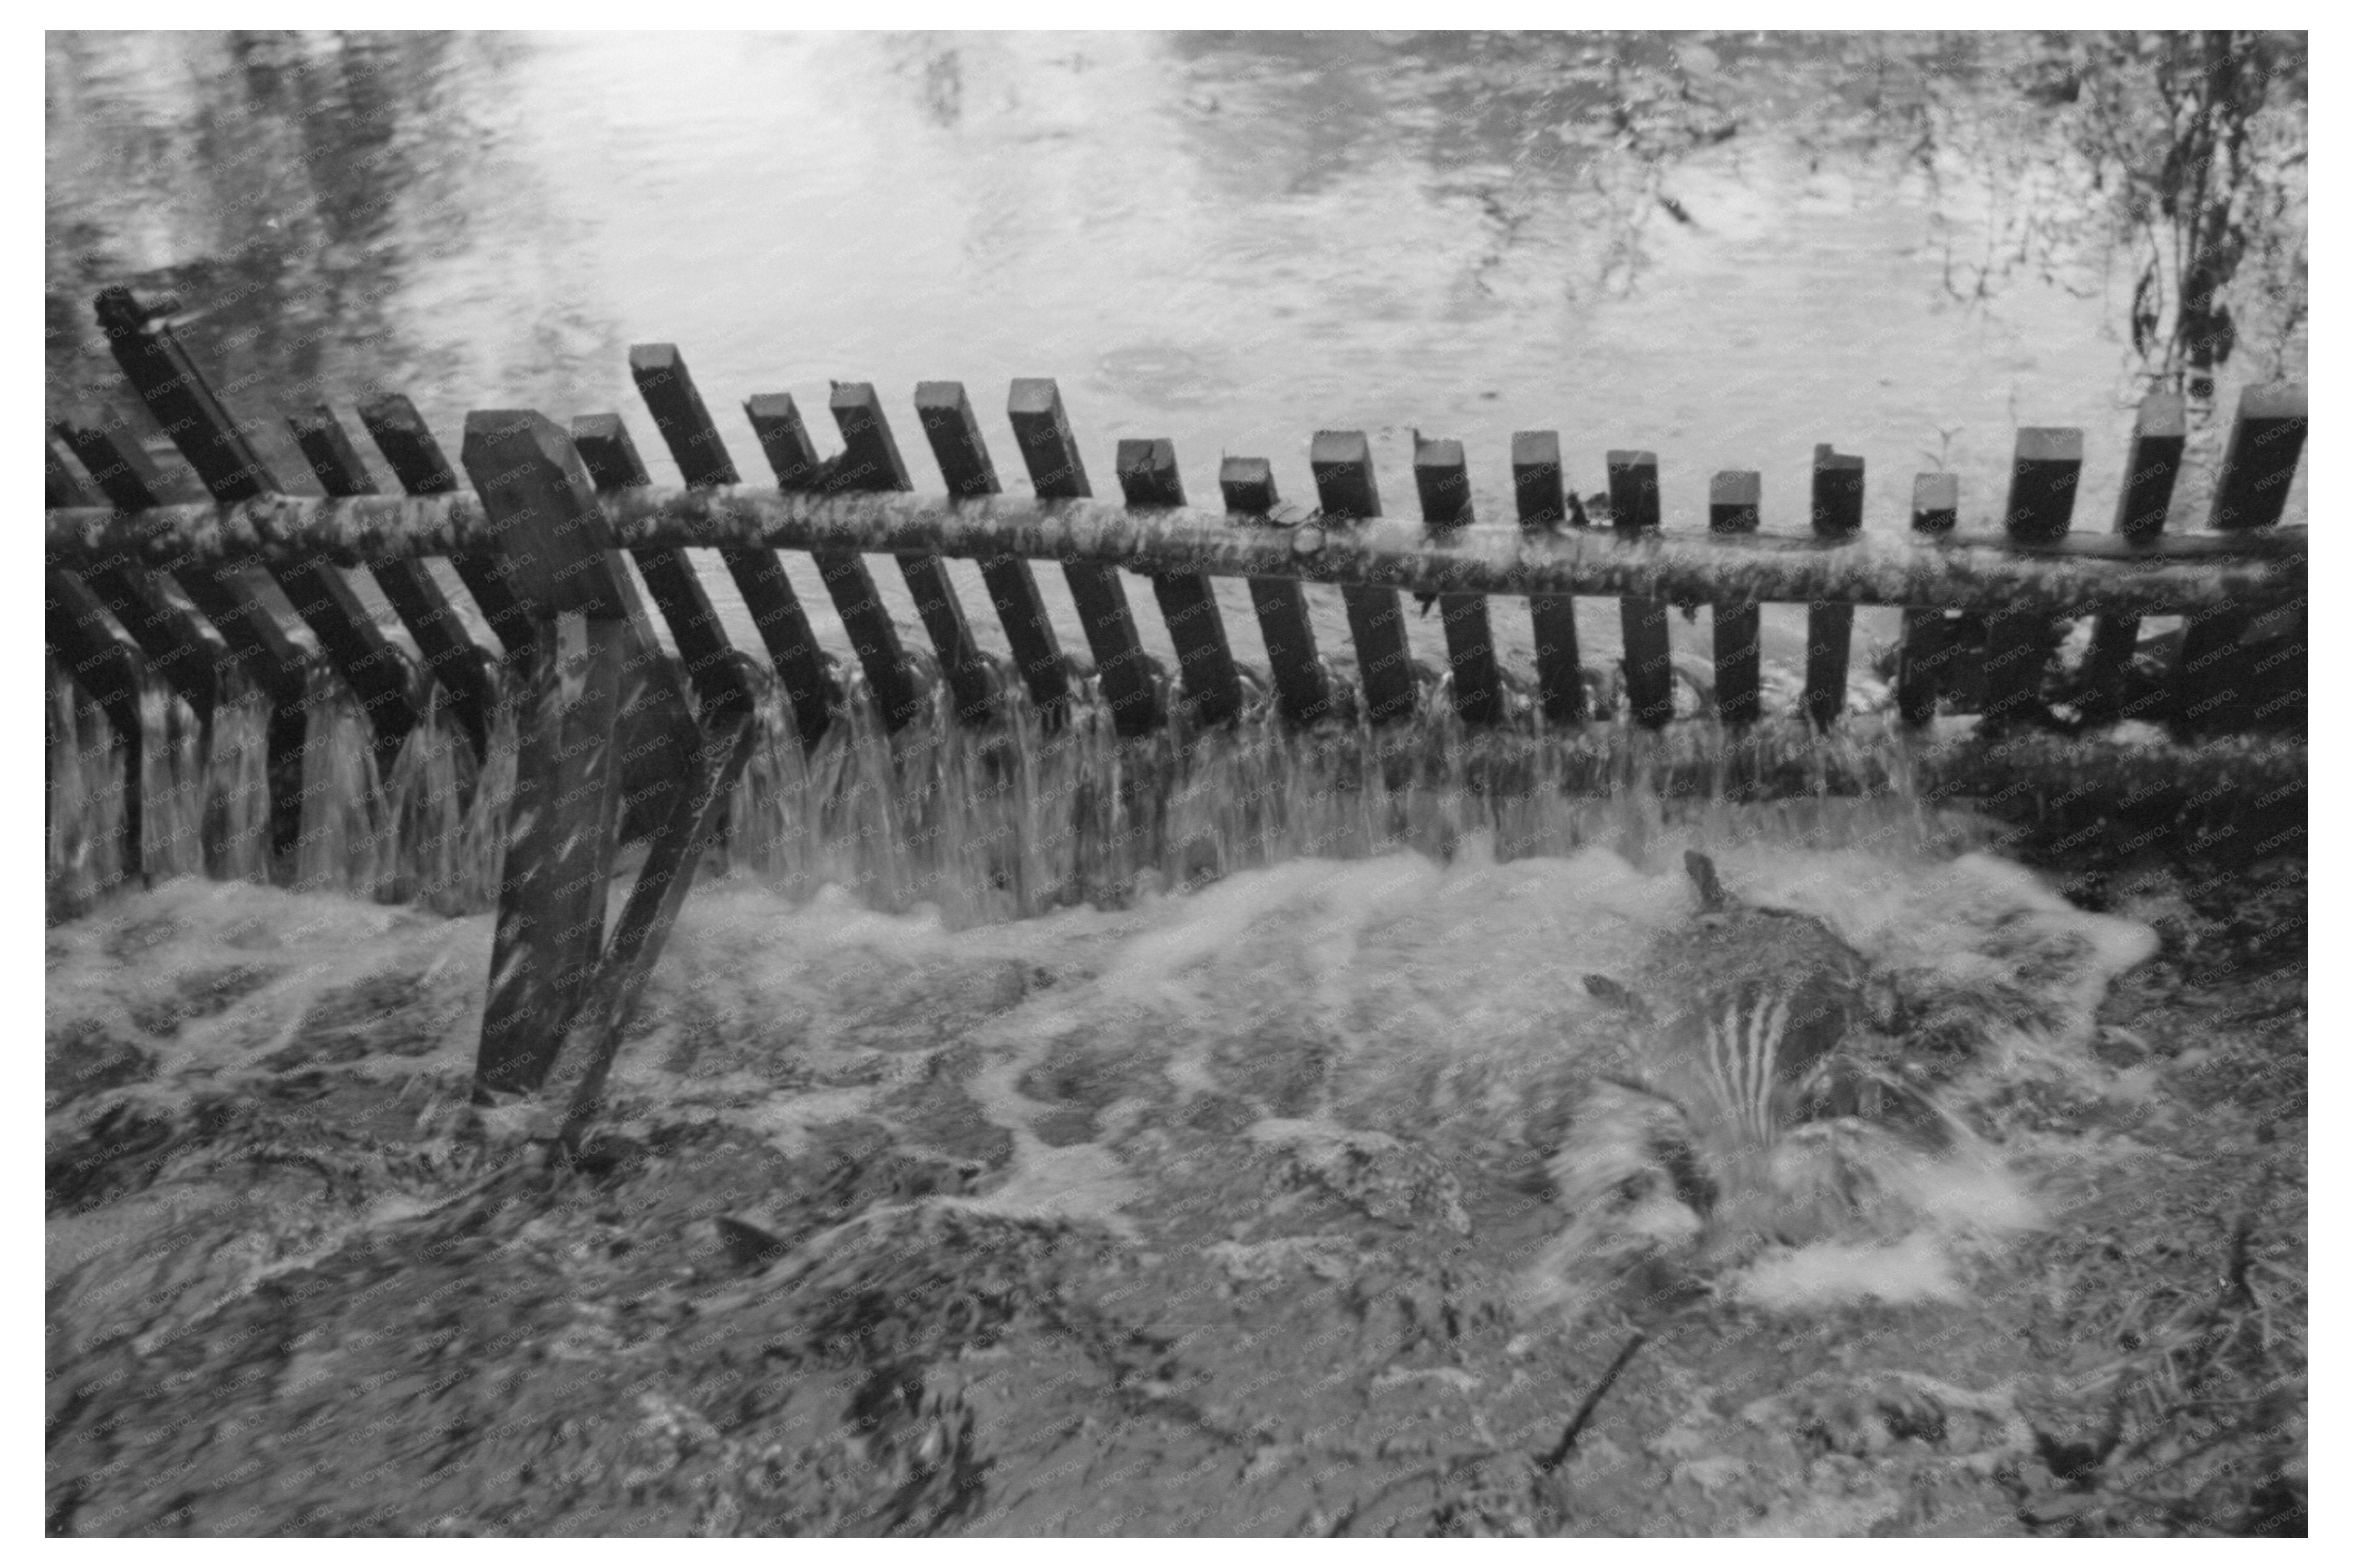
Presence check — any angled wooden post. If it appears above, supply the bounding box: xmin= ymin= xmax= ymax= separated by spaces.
xmin=746 ymin=391 xmax=922 ymax=731
xmin=573 ymin=409 xmax=752 ymax=728
xmin=831 ymin=382 xmax=997 ymax=727
xmin=626 ymin=348 xmax=837 ymax=746
xmin=2081 ymin=392 xmax=2186 ymax=722
xmin=1897 ymin=472 xmax=1958 ymax=726
xmin=1709 ymin=471 xmax=1763 ymax=728
xmin=1983 ymin=427 xmax=2083 ymax=727
xmin=1411 ymin=434 xmax=1502 ymax=726
xmin=1514 ymin=431 xmax=1587 ymax=728
xmin=1119 ymin=438 xmax=1244 ymax=729
xmin=460 ymin=410 xmax=690 ymax=1099
xmin=50 ymin=415 xmax=224 ymax=721
xmin=356 ymin=392 xmax=535 ymax=658
xmin=628 ymin=343 xmax=842 ymax=742
xmin=917 ymin=380 xmax=1071 ymax=725
xmin=1802 ymin=445 xmax=1863 ymax=731
xmin=1009 ymin=379 xmax=1161 ymax=737
xmin=1220 ymin=457 xmax=1330 ymax=729
xmin=1609 ymin=450 xmax=1674 ymax=728
xmin=55 ymin=361 xmax=310 ymax=859
xmin=93 ymin=288 xmax=421 ymax=773
xmin=1311 ymin=432 xmax=1416 ymax=726
xmin=291 ymin=404 xmax=496 ymax=758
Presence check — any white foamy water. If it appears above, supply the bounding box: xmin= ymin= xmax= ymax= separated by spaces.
xmin=49 ymin=831 xmax=2155 ymax=1329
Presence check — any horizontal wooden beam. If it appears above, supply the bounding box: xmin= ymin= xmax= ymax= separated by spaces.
xmin=45 ymin=488 xmax=2305 ymax=619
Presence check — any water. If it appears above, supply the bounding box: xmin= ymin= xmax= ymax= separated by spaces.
xmin=44 ymin=31 xmax=2307 ymax=683
xmin=43 ymin=34 xmax=2303 ymax=1535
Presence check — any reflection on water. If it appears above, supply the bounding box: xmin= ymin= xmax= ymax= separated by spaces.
xmin=46 ymin=31 xmax=2305 ymax=679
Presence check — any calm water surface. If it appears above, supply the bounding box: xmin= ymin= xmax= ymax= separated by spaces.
xmin=45 ymin=31 xmax=2303 ymax=676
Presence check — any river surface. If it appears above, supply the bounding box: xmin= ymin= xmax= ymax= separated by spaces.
xmin=44 ymin=30 xmax=2306 ymax=681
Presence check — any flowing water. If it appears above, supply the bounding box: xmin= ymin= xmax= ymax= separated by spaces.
xmin=43 ymin=32 xmax=2305 ymax=1536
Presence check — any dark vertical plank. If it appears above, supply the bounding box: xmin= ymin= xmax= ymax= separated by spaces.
xmin=574 ymin=411 xmax=750 ymax=726
xmin=1802 ymin=445 xmax=1864 ymax=731
xmin=632 ymin=346 xmax=838 ymax=745
xmin=291 ymin=404 xmax=495 ymax=757
xmin=2083 ymin=393 xmax=2187 ymax=722
xmin=46 ymin=566 xmax=146 ymax=882
xmin=1897 ymin=472 xmax=1958 ymax=726
xmin=1120 ymin=438 xmax=1244 ymax=729
xmin=1608 ymin=450 xmax=1674 ymax=729
xmin=50 ymin=414 xmax=224 ymax=719
xmin=1513 ymin=431 xmax=1586 ymax=727
xmin=916 ymin=381 xmax=1070 ymax=723
xmin=746 ymin=392 xmax=922 ymax=732
xmin=1008 ymin=379 xmax=1160 ymax=737
xmin=357 ymin=392 xmax=534 ymax=655
xmin=1311 ymin=431 xmax=1416 ymax=726
xmin=2206 ymin=382 xmax=2307 ymax=533
xmin=1983 ymin=428 xmax=2083 ymax=727
xmin=1709 ymin=471 xmax=1762 ymax=727
xmin=460 ymin=410 xmax=686 ymax=1097
xmin=831 ymin=382 xmax=996 ymax=728
xmin=1221 ymin=458 xmax=1329 ymax=729
xmin=2176 ymin=383 xmax=2307 ymax=733
xmin=1411 ymin=434 xmax=1501 ymax=726
xmin=94 ymin=287 xmax=419 ymax=766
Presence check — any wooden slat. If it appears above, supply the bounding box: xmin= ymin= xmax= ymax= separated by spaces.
xmin=1898 ymin=472 xmax=1958 ymax=725
xmin=1709 ymin=471 xmax=1762 ymax=727
xmin=1220 ymin=458 xmax=1329 ymax=728
xmin=357 ymin=392 xmax=534 ymax=655
xmin=1802 ymin=445 xmax=1864 ymax=730
xmin=1609 ymin=449 xmax=1674 ymax=728
xmin=1513 ymin=431 xmax=1585 ymax=727
xmin=631 ymin=345 xmax=835 ymax=742
xmin=1311 ymin=431 xmax=1415 ymax=726
xmin=1411 ymin=434 xmax=1501 ymax=726
xmin=575 ymin=411 xmax=750 ymax=725
xmin=1008 ymin=378 xmax=1160 ymax=737
xmin=460 ymin=410 xmax=692 ymax=1096
xmin=46 ymin=440 xmax=93 ymax=508
xmin=291 ymin=404 xmax=494 ymax=758
xmin=916 ymin=380 xmax=1070 ymax=724
xmin=746 ymin=392 xmax=922 ymax=731
xmin=94 ymin=287 xmax=419 ymax=767
xmin=2083 ymin=393 xmax=2188 ymax=722
xmin=46 ymin=565 xmax=146 ymax=881
xmin=1120 ymin=438 xmax=1244 ymax=729
xmin=2176 ymin=383 xmax=2308 ymax=733
xmin=2206 ymin=382 xmax=2307 ymax=533
xmin=627 ymin=343 xmax=739 ymax=487
xmin=548 ymin=706 xmax=761 ymax=1150
xmin=49 ymin=415 xmax=223 ymax=719
xmin=831 ymin=382 xmax=995 ymax=728
xmin=1983 ymin=428 xmax=2083 ymax=726
xmin=58 ymin=345 xmax=309 ymax=858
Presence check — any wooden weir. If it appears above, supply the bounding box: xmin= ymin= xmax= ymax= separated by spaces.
xmin=43 ymin=287 xmax=2307 ymax=1141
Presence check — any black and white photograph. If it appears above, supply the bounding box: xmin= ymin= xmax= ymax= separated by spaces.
xmin=38 ymin=17 xmax=2313 ymax=1540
